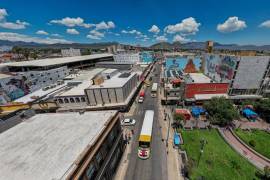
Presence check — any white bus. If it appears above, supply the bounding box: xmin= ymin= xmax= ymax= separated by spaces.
xmin=151 ymin=83 xmax=158 ymax=97
xmin=138 ymin=110 xmax=154 ymax=159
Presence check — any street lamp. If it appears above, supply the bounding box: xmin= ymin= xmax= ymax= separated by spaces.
xmin=197 ymin=138 xmax=207 ymax=167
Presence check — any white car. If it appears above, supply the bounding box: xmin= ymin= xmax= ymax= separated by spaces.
xmin=121 ymin=118 xmax=136 ymax=126
xmin=138 ymin=96 xmax=144 ymax=103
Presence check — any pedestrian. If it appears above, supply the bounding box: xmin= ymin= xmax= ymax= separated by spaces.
xmin=128 ymin=133 xmax=131 ymax=141
xmin=131 ymin=129 xmax=134 ymax=135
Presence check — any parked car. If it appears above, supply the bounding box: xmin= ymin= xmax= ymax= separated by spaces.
xmin=121 ymin=118 xmax=136 ymax=126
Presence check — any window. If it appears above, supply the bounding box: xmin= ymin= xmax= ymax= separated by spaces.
xmin=58 ymin=99 xmax=63 ymax=104
xmin=64 ymin=98 xmax=69 ymax=103
xmin=86 ymin=163 xmax=96 ymax=179
xmin=81 ymin=97 xmax=86 ymax=102
xmin=70 ymin=98 xmax=75 ymax=103
xmin=75 ymin=97 xmax=80 ymax=103
xmin=95 ymin=151 xmax=103 ymax=165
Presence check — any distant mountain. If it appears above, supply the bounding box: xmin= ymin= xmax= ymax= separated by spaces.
xmin=0 ymin=40 xmax=122 ymax=49
xmin=150 ymin=41 xmax=270 ymax=51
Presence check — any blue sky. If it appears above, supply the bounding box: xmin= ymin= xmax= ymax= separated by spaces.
xmin=0 ymin=0 xmax=270 ymax=46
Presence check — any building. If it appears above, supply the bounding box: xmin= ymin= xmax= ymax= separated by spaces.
xmin=204 ymin=54 xmax=270 ymax=97
xmin=113 ymin=53 xmax=140 ymax=64
xmin=0 ymin=111 xmax=124 ymax=180
xmin=61 ymin=48 xmax=81 ymax=57
xmin=96 ymin=61 xmax=133 ymax=70
xmin=0 ymin=54 xmax=113 ymax=72
xmin=184 ymin=73 xmax=229 ymax=100
xmin=54 ymin=68 xmax=105 ymax=108
xmin=85 ymin=71 xmax=140 ymax=107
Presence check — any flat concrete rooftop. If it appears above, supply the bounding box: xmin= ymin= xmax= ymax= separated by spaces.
xmin=0 ymin=53 xmax=113 ymax=67
xmin=0 ymin=111 xmax=117 ymax=180
xmin=89 ymin=72 xmax=137 ymax=89
xmin=186 ymin=73 xmax=212 ymax=83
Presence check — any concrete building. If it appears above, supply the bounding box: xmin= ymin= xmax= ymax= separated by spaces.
xmin=96 ymin=61 xmax=133 ymax=70
xmin=54 ymin=68 xmax=105 ymax=108
xmin=0 ymin=54 xmax=113 ymax=72
xmin=85 ymin=72 xmax=140 ymax=107
xmin=113 ymin=53 xmax=140 ymax=64
xmin=184 ymin=73 xmax=229 ymax=100
xmin=204 ymin=54 xmax=270 ymax=97
xmin=61 ymin=48 xmax=81 ymax=57
xmin=0 ymin=111 xmax=124 ymax=180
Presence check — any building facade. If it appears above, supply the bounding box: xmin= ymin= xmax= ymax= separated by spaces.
xmin=61 ymin=48 xmax=81 ymax=57
xmin=0 ymin=111 xmax=125 ymax=180
xmin=113 ymin=53 xmax=140 ymax=64
xmin=203 ymin=54 xmax=270 ymax=96
xmin=85 ymin=72 xmax=139 ymax=106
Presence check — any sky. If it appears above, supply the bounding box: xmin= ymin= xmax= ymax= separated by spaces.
xmin=1 ymin=0 xmax=270 ymax=46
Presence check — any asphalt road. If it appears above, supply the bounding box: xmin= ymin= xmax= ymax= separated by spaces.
xmin=125 ymin=63 xmax=168 ymax=180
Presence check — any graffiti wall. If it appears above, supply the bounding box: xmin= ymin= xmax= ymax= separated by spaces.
xmin=204 ymin=54 xmax=238 ymax=83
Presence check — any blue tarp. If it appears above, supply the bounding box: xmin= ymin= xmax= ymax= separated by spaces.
xmin=191 ymin=106 xmax=206 ymax=118
xmin=174 ymin=133 xmax=180 ymax=146
xmin=242 ymin=108 xmax=258 ymax=119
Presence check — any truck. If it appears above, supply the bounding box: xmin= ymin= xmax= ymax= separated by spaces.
xmin=138 ymin=90 xmax=145 ymax=103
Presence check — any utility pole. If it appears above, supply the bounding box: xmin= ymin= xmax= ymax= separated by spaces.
xmin=197 ymin=138 xmax=207 ymax=167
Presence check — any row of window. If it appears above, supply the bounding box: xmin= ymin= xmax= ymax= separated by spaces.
xmin=57 ymin=97 xmax=86 ymax=104
xmin=83 ymin=122 xmax=121 ymax=180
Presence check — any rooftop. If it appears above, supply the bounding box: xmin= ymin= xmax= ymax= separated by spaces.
xmin=58 ymin=68 xmax=105 ymax=96
xmin=0 ymin=54 xmax=113 ymax=68
xmin=89 ymin=72 xmax=137 ymax=89
xmin=194 ymin=93 xmax=228 ymax=100
xmin=0 ymin=111 xmax=117 ymax=180
xmin=186 ymin=73 xmax=212 ymax=83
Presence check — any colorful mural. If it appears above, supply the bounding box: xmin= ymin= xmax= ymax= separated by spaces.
xmin=5 ymin=77 xmax=30 ymax=101
xmin=204 ymin=54 xmax=238 ymax=82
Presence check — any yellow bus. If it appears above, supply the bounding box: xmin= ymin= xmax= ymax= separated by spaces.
xmin=138 ymin=110 xmax=154 ymax=159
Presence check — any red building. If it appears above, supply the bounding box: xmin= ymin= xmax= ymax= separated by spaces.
xmin=184 ymin=73 xmax=229 ymax=99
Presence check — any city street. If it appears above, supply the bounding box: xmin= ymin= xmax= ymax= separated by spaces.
xmin=125 ymin=63 xmax=168 ymax=180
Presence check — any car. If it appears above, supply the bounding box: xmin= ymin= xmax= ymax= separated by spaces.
xmin=138 ymin=96 xmax=144 ymax=103
xmin=121 ymin=118 xmax=136 ymax=126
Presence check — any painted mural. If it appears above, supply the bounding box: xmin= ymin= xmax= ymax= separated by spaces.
xmin=204 ymin=54 xmax=238 ymax=83
xmin=6 ymin=77 xmax=30 ymax=100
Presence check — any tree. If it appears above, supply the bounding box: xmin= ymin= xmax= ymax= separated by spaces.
xmin=173 ymin=113 xmax=184 ymax=128
xmin=30 ymin=51 xmax=38 ymax=60
xmin=254 ymin=99 xmax=270 ymax=122
xmin=203 ymin=97 xmax=239 ymax=127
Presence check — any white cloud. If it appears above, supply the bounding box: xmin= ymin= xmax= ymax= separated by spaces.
xmin=51 ymin=33 xmax=62 ymax=37
xmin=66 ymin=28 xmax=79 ymax=35
xmin=217 ymin=16 xmax=247 ymax=33
xmin=259 ymin=20 xmax=270 ymax=28
xmin=0 ymin=8 xmax=8 ymax=20
xmin=156 ymin=35 xmax=168 ymax=42
xmin=0 ymin=20 xmax=29 ymax=29
xmin=87 ymin=29 xmax=104 ymax=40
xmin=95 ymin=21 xmax=115 ymax=30
xmin=50 ymin=17 xmax=93 ymax=28
xmin=121 ymin=29 xmax=142 ymax=35
xmin=0 ymin=32 xmax=72 ymax=44
xmin=36 ymin=30 xmax=49 ymax=35
xmin=164 ymin=17 xmax=201 ymax=35
xmin=173 ymin=34 xmax=190 ymax=42
xmin=148 ymin=25 xmax=160 ymax=34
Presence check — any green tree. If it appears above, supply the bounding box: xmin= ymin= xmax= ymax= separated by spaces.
xmin=203 ymin=97 xmax=239 ymax=127
xmin=255 ymin=99 xmax=270 ymax=121
xmin=30 ymin=51 xmax=38 ymax=60
xmin=173 ymin=113 xmax=184 ymax=128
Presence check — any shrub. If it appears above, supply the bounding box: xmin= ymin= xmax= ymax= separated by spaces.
xmin=249 ymin=140 xmax=256 ymax=147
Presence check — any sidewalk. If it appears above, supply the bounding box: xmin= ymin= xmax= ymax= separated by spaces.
xmin=113 ymin=102 xmax=137 ymax=180
xmin=158 ymin=92 xmax=184 ymax=180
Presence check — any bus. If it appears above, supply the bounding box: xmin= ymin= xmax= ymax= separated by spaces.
xmin=138 ymin=110 xmax=154 ymax=159
xmin=151 ymin=83 xmax=158 ymax=97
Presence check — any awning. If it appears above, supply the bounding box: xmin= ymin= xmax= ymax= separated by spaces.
xmin=194 ymin=93 xmax=228 ymax=101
